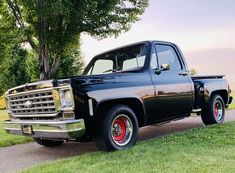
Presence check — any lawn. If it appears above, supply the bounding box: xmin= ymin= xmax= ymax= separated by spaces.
xmin=22 ymin=121 xmax=235 ymax=173
xmin=0 ymin=110 xmax=33 ymax=148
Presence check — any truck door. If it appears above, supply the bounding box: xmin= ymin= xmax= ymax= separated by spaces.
xmin=149 ymin=43 xmax=194 ymax=123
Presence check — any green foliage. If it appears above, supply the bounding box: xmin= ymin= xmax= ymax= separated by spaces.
xmin=21 ymin=0 xmax=149 ymax=41
xmin=22 ymin=122 xmax=235 ymax=173
xmin=228 ymin=92 xmax=235 ymax=110
xmin=25 ymin=48 xmax=85 ymax=81
xmin=0 ymin=96 xmax=6 ymax=110
xmin=55 ymin=48 xmax=85 ymax=78
xmin=25 ymin=51 xmax=40 ymax=81
xmin=0 ymin=45 xmax=30 ymax=94
xmin=0 ymin=1 xmax=22 ymax=61
xmin=0 ymin=2 xmax=30 ymax=94
xmin=189 ymin=69 xmax=197 ymax=76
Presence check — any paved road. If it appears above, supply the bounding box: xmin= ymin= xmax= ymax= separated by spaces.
xmin=0 ymin=110 xmax=235 ymax=173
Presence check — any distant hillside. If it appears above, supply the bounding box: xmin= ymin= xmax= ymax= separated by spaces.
xmin=229 ymin=81 xmax=235 ymax=91
xmin=184 ymin=48 xmax=235 ymax=89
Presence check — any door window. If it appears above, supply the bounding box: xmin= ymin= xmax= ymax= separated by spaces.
xmin=155 ymin=45 xmax=182 ymax=70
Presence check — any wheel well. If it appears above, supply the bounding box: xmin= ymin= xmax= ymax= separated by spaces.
xmin=211 ymin=90 xmax=228 ymax=104
xmin=96 ymin=98 xmax=146 ymax=127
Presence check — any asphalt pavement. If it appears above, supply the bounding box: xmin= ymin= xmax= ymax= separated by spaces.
xmin=0 ymin=109 xmax=235 ymax=173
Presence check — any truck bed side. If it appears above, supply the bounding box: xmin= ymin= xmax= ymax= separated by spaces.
xmin=192 ymin=75 xmax=230 ymax=110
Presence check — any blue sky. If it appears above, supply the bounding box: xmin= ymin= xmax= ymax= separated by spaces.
xmin=81 ymin=0 xmax=235 ymax=87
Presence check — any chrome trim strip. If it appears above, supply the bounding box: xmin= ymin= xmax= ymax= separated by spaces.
xmin=9 ymin=101 xmax=54 ymax=107
xmin=11 ymin=112 xmax=59 ymax=118
xmin=9 ymin=95 xmax=53 ymax=102
xmin=11 ymin=106 xmax=55 ymax=111
xmin=191 ymin=109 xmax=202 ymax=113
xmin=8 ymin=88 xmax=53 ymax=97
xmin=6 ymin=80 xmax=54 ymax=95
xmin=88 ymin=99 xmax=94 ymax=116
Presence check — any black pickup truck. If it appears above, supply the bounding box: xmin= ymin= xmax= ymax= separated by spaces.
xmin=3 ymin=41 xmax=233 ymax=151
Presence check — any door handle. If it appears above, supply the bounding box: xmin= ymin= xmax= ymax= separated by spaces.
xmin=179 ymin=72 xmax=188 ymax=76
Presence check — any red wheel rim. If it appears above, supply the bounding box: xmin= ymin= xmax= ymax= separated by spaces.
xmin=213 ymin=100 xmax=223 ymax=120
xmin=214 ymin=104 xmax=219 ymax=117
xmin=111 ymin=114 xmax=133 ymax=146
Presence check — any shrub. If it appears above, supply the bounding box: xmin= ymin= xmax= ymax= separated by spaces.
xmin=0 ymin=96 xmax=6 ymax=110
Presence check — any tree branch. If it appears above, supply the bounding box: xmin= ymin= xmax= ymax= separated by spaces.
xmin=26 ymin=38 xmax=37 ymax=50
xmin=7 ymin=0 xmax=38 ymax=50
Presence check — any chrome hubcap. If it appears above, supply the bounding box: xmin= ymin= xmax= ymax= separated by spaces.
xmin=113 ymin=124 xmax=123 ymax=136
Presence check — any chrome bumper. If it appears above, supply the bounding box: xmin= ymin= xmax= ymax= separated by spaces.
xmin=3 ymin=119 xmax=85 ymax=140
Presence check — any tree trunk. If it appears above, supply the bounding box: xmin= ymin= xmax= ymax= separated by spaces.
xmin=39 ymin=44 xmax=61 ymax=80
xmin=50 ymin=55 xmax=61 ymax=78
xmin=39 ymin=44 xmax=51 ymax=80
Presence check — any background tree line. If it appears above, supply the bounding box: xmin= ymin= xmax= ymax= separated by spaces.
xmin=0 ymin=0 xmax=149 ymax=95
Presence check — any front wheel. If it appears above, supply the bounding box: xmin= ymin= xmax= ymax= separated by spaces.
xmin=95 ymin=105 xmax=139 ymax=151
xmin=33 ymin=138 xmax=64 ymax=147
xmin=201 ymin=95 xmax=225 ymax=125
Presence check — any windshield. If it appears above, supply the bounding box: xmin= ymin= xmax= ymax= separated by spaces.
xmin=84 ymin=43 xmax=148 ymax=75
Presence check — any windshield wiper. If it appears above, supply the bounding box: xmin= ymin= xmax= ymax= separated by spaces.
xmin=103 ymin=69 xmax=120 ymax=73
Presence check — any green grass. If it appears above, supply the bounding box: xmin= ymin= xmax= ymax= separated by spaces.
xmin=22 ymin=122 xmax=235 ymax=173
xmin=0 ymin=110 xmax=33 ymax=148
xmin=228 ymin=92 xmax=235 ymax=110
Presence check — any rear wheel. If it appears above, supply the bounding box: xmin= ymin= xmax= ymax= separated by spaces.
xmin=201 ymin=95 xmax=225 ymax=125
xmin=33 ymin=138 xmax=64 ymax=147
xmin=95 ymin=105 xmax=139 ymax=151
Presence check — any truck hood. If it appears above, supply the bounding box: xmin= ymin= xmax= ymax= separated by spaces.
xmin=69 ymin=75 xmax=115 ymax=85
xmin=6 ymin=71 xmax=142 ymax=95
xmin=59 ymin=74 xmax=124 ymax=93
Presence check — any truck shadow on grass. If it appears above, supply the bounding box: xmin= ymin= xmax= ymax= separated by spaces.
xmin=139 ymin=117 xmax=203 ymax=141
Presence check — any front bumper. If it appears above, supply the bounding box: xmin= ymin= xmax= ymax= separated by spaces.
xmin=3 ymin=119 xmax=85 ymax=140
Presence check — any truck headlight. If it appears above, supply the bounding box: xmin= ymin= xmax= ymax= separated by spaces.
xmin=59 ymin=89 xmax=73 ymax=108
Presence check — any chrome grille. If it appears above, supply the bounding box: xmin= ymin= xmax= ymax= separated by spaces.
xmin=7 ymin=89 xmax=58 ymax=118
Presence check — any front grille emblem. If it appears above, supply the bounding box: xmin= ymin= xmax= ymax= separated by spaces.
xmin=24 ymin=100 xmax=33 ymax=108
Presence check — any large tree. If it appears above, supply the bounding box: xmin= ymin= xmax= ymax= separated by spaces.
xmin=1 ymin=0 xmax=148 ymax=80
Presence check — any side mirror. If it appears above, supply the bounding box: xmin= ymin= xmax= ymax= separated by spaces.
xmin=154 ymin=63 xmax=170 ymax=75
xmin=161 ymin=64 xmax=170 ymax=71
